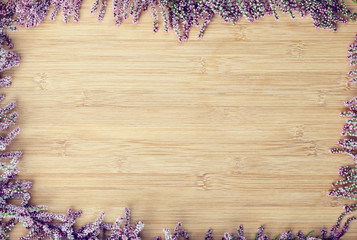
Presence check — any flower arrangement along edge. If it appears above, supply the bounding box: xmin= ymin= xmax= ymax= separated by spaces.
xmin=1 ymin=0 xmax=357 ymax=239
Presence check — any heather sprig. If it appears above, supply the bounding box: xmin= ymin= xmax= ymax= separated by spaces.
xmin=0 ymin=95 xmax=18 ymax=130
xmin=50 ymin=0 xmax=83 ymax=23
xmin=91 ymin=0 xmax=107 ymax=21
xmin=0 ymin=48 xmax=19 ymax=73
xmin=201 ymin=208 xmax=357 ymax=240
xmin=0 ymin=31 xmax=19 ymax=96
xmin=0 ymin=48 xmax=19 ymax=91
xmin=328 ymin=165 xmax=357 ymax=200
xmin=15 ymin=0 xmax=50 ymax=28
xmin=158 ymin=222 xmax=190 ymax=240
xmin=0 ymin=0 xmax=17 ymax=32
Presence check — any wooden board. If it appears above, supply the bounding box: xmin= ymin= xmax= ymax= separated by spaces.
xmin=5 ymin=1 xmax=357 ymax=239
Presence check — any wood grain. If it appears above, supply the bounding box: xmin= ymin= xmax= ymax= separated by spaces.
xmin=4 ymin=1 xmax=357 ymax=238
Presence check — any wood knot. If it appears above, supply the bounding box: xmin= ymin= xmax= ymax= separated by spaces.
xmin=33 ymin=73 xmax=48 ymax=90
xmin=306 ymin=141 xmax=318 ymax=156
xmin=317 ymin=90 xmax=326 ymax=105
xmin=81 ymin=90 xmax=93 ymax=107
xmin=229 ymin=157 xmax=246 ymax=174
xmin=339 ymin=75 xmax=352 ymax=90
xmin=288 ymin=41 xmax=305 ymax=58
xmin=293 ymin=124 xmax=305 ymax=139
xmin=196 ymin=173 xmax=211 ymax=190
xmin=200 ymin=57 xmax=206 ymax=74
xmin=233 ymin=25 xmax=247 ymax=41
xmin=109 ymin=155 xmax=126 ymax=173
xmin=52 ymin=140 xmax=68 ymax=157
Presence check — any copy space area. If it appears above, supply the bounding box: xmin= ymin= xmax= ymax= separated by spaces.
xmin=6 ymin=1 xmax=357 ymax=238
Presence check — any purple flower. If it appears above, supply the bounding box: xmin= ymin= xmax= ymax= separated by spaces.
xmin=15 ymin=0 xmax=50 ymax=28
xmin=330 ymin=35 xmax=357 ymax=199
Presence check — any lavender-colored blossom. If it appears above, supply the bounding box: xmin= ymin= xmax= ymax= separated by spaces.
xmin=0 ymin=97 xmax=18 ymax=130
xmin=330 ymin=35 xmax=357 ymax=199
xmin=0 ymin=12 xmax=19 ymax=84
xmin=91 ymin=0 xmax=107 ymax=21
xmin=0 ymin=0 xmax=17 ymax=32
xmin=0 ymin=127 xmax=19 ymax=151
xmin=348 ymin=35 xmax=357 ymax=66
xmin=0 ymin=76 xmax=12 ymax=87
xmin=201 ymin=211 xmax=356 ymax=240
xmin=0 ymin=0 xmax=355 ymax=40
xmin=0 ymin=32 xmax=14 ymax=49
xmin=15 ymin=0 xmax=50 ymax=28
xmin=50 ymin=0 xmax=83 ymax=23
xmin=163 ymin=222 xmax=190 ymax=240
xmin=0 ymin=48 xmax=20 ymax=73
xmin=87 ymin=0 xmax=357 ymax=40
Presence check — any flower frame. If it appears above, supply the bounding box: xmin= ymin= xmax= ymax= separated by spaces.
xmin=1 ymin=0 xmax=357 ymax=239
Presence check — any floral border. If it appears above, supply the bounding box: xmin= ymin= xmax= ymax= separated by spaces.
xmin=0 ymin=0 xmax=357 ymax=239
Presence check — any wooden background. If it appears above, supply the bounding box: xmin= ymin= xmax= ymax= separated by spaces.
xmin=4 ymin=1 xmax=357 ymax=239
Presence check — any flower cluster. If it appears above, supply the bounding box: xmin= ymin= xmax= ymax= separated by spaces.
xmin=0 ymin=0 xmax=20 ymax=95
xmin=152 ymin=222 xmax=190 ymax=240
xmin=0 ymin=0 xmax=16 ymax=32
xmin=203 ymin=204 xmax=357 ymax=240
xmin=0 ymin=127 xmax=143 ymax=239
xmin=151 ymin=212 xmax=357 ymax=240
xmin=15 ymin=0 xmax=50 ymax=28
xmin=329 ymin=35 xmax=357 ymax=200
xmin=88 ymin=0 xmax=357 ymax=41
xmin=0 ymin=0 xmax=354 ymax=40
xmin=0 ymin=28 xmax=19 ymax=89
xmin=50 ymin=0 xmax=82 ymax=23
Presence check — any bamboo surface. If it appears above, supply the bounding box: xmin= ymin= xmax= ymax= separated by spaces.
xmin=5 ymin=1 xmax=357 ymax=239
